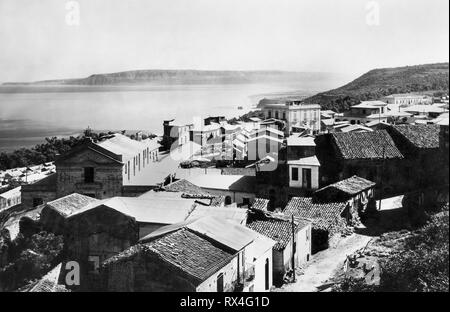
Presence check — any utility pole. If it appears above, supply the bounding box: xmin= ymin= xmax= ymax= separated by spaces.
xmin=291 ymin=214 xmax=296 ymax=282
xmin=378 ymin=145 xmax=386 ymax=211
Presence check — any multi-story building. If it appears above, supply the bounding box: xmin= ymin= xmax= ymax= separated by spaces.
xmin=381 ymin=94 xmax=432 ymax=106
xmin=21 ymin=133 xmax=161 ymax=208
xmin=336 ymin=101 xmax=388 ymax=125
xmin=162 ymin=119 xmax=193 ymax=150
xmin=260 ymin=100 xmax=321 ymax=135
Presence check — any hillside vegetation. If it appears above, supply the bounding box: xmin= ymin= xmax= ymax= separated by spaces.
xmin=299 ymin=63 xmax=449 ymax=112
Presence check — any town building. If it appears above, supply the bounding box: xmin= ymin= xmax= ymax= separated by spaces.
xmin=0 ymin=186 xmax=21 ymax=212
xmin=246 ymin=208 xmax=312 ymax=286
xmin=314 ymin=175 xmax=376 ymax=216
xmin=260 ymin=100 xmax=321 ymax=135
xmin=403 ymin=104 xmax=448 ymax=120
xmin=314 ymin=130 xmax=404 ymax=197
xmin=40 ymin=193 xmax=99 ymax=234
xmin=186 ymin=174 xmax=256 ymax=207
xmin=286 ymin=135 xmax=315 ymax=160
xmin=380 ymin=94 xmax=433 ymax=106
xmin=381 ymin=124 xmax=445 ymax=194
xmin=287 ymin=156 xmax=320 ymax=191
xmin=21 ymin=134 xmax=162 ymax=208
xmin=247 ymin=127 xmax=284 ymax=162
xmin=162 ymin=119 xmax=193 ymax=150
xmin=283 ymin=197 xmax=349 ymax=252
xmin=102 ymin=216 xmax=275 ymax=292
xmin=336 ymin=101 xmax=388 ymax=125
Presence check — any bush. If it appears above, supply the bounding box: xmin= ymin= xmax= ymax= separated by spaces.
xmin=0 ymin=231 xmax=64 ymax=291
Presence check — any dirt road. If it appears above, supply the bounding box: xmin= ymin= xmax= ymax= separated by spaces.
xmin=276 ymin=233 xmax=373 ymax=292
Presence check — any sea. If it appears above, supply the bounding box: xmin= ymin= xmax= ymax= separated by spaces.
xmin=0 ymin=80 xmax=344 ymax=153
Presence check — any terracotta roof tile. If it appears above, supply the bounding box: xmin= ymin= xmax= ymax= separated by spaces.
xmin=163 ymin=179 xmax=211 ymax=196
xmin=315 ymin=175 xmax=375 ymax=197
xmin=331 ymin=130 xmax=403 ymax=160
xmin=246 ymin=212 xmax=309 ymax=251
xmin=392 ymin=124 xmax=440 ymax=149
xmin=283 ymin=197 xmax=347 ymax=230
xmin=251 ymin=198 xmax=270 ymax=211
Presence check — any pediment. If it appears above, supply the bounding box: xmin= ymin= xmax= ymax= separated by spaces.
xmin=57 ymin=147 xmax=123 ymax=166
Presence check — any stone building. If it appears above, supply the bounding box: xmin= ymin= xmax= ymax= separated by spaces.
xmin=101 ymin=216 xmax=274 ymax=292
xmin=246 ymin=209 xmax=312 ymax=286
xmin=40 ymin=193 xmax=99 ymax=234
xmin=314 ymin=175 xmax=376 ymax=216
xmin=21 ymin=134 xmax=161 ymax=208
xmin=382 ymin=124 xmax=446 ymax=194
xmin=283 ymin=197 xmax=349 ymax=253
xmin=315 ymin=130 xmax=404 ymax=197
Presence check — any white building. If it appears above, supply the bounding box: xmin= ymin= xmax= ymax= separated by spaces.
xmin=0 ymin=186 xmax=21 ymax=211
xmin=287 ymin=156 xmax=320 ymax=190
xmin=336 ymin=101 xmax=388 ymax=125
xmin=381 ymin=94 xmax=433 ymax=106
xmin=260 ymin=100 xmax=321 ymax=135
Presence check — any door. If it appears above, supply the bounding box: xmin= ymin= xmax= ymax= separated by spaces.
xmin=217 ymin=273 xmax=224 ymax=292
xmin=302 ymin=168 xmax=312 ymax=189
xmin=265 ymin=258 xmax=270 ymax=290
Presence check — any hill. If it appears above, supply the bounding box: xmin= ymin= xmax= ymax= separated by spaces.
xmin=3 ymin=70 xmax=337 ymax=86
xmin=261 ymin=63 xmax=449 ymax=112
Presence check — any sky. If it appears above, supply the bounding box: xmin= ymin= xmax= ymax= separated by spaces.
xmin=0 ymin=0 xmax=448 ymax=83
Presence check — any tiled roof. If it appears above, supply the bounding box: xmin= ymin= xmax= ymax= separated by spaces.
xmin=28 ymin=263 xmax=69 ymax=292
xmin=283 ymin=197 xmax=347 ymax=230
xmin=106 ymin=228 xmax=236 ymax=286
xmin=246 ymin=217 xmax=295 ymax=251
xmin=246 ymin=211 xmax=309 ymax=251
xmin=145 ymin=228 xmax=236 ymax=284
xmin=163 ymin=179 xmax=212 ymax=196
xmin=392 ymin=124 xmax=440 ymax=149
xmin=210 ymin=195 xmax=226 ymax=207
xmin=316 ymin=175 xmax=375 ymax=197
xmin=251 ymin=198 xmax=270 ymax=211
xmin=46 ymin=193 xmax=99 ymax=218
xmin=331 ymin=130 xmax=403 ymax=160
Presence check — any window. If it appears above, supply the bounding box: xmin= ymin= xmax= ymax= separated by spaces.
xmin=217 ymin=273 xmax=224 ymax=292
xmin=84 ymin=167 xmax=94 ymax=183
xmin=225 ymin=196 xmax=232 ymax=205
xmin=302 ymin=168 xmax=312 ymax=188
xmin=33 ymin=198 xmax=43 ymax=207
xmin=88 ymin=255 xmax=100 ymax=274
xmin=291 ymin=167 xmax=299 ymax=181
